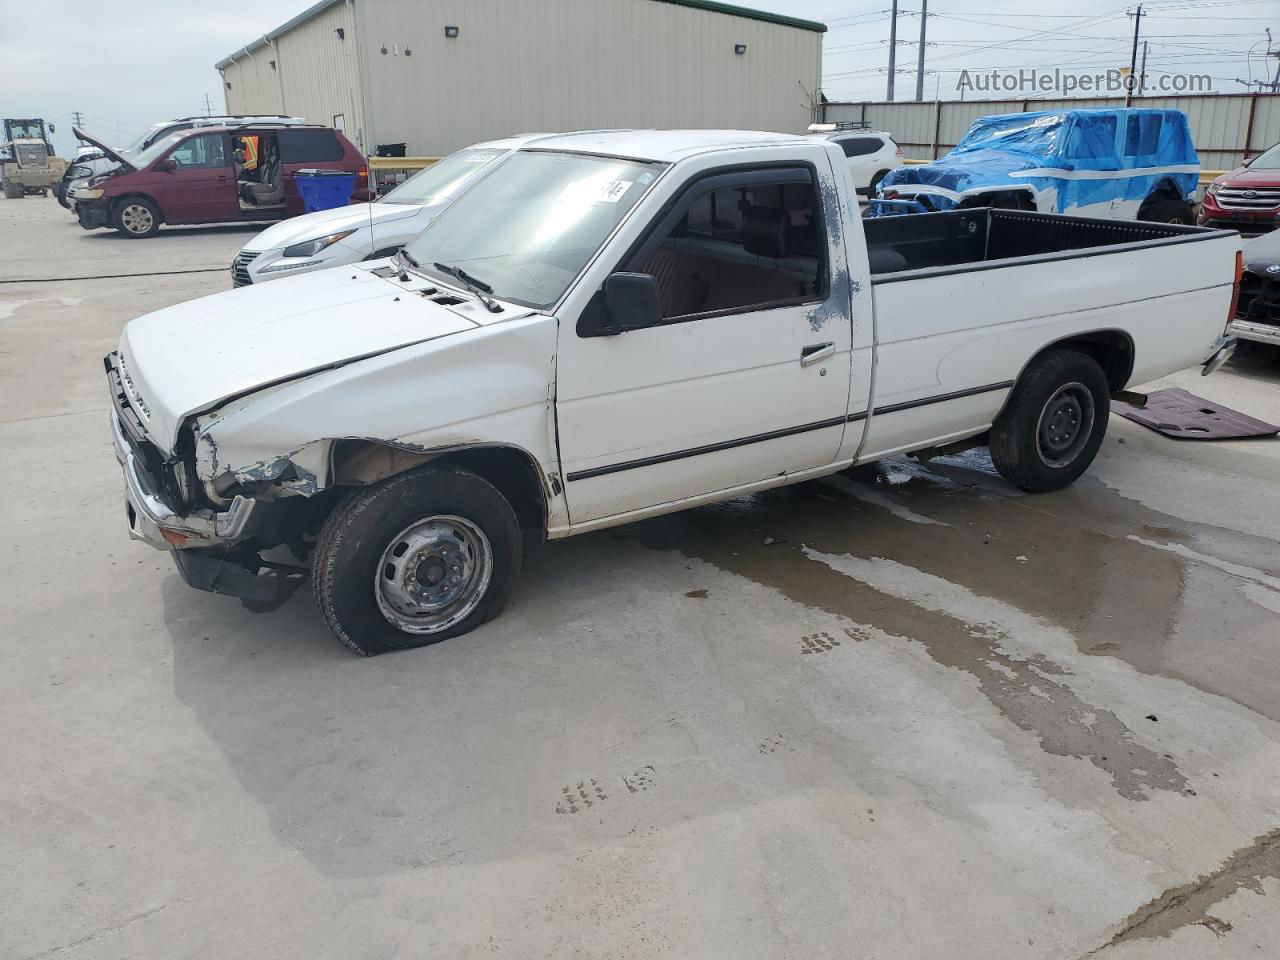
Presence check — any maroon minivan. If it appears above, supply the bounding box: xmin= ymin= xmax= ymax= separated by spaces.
xmin=71 ymin=123 xmax=369 ymax=238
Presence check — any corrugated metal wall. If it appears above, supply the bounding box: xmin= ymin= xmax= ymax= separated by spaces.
xmin=358 ymin=0 xmax=821 ymax=154
xmin=220 ymin=1 xmax=365 ymax=148
xmin=823 ymin=94 xmax=1280 ymax=172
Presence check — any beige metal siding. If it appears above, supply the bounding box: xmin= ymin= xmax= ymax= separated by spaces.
xmin=220 ymin=1 xmax=365 ymax=147
xmin=357 ymin=0 xmax=822 ymax=155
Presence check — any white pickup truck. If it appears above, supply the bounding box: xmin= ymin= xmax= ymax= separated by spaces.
xmin=107 ymin=129 xmax=1240 ymax=655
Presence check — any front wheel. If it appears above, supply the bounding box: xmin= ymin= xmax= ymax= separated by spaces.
xmin=989 ymin=350 xmax=1110 ymax=492
xmin=312 ymin=467 xmax=523 ymax=655
xmin=112 ymin=196 xmax=161 ymax=238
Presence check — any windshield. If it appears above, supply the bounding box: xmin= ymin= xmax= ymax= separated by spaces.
xmin=1250 ymin=142 xmax=1280 ymax=170
xmin=952 ymin=114 xmax=1066 ymax=159
xmin=401 ymin=150 xmax=663 ymax=309
xmin=382 ymin=147 xmax=509 ymax=205
xmin=132 ymin=130 xmax=190 ymax=168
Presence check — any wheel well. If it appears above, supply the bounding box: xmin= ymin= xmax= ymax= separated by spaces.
xmin=330 ymin=440 xmax=549 ymax=535
xmin=957 ymin=188 xmax=1035 ymax=211
xmin=1020 ymin=331 xmax=1135 ymax=393
xmin=1140 ymin=178 xmax=1188 ymax=208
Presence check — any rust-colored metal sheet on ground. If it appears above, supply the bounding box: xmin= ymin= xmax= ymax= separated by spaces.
xmin=1112 ymin=388 xmax=1280 ymax=440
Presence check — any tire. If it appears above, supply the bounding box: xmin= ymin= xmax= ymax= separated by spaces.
xmin=3 ymin=181 xmax=22 ymax=200
xmin=989 ymin=350 xmax=1110 ymax=493
xmin=112 ymin=196 xmax=161 ymax=238
xmin=1138 ymin=194 xmax=1194 ymax=225
xmin=312 ymin=467 xmax=523 ymax=655
xmin=56 ymin=182 xmax=70 ymax=208
xmin=868 ymin=169 xmax=890 ymax=197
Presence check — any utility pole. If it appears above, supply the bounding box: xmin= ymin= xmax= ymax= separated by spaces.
xmin=71 ymin=111 xmax=84 ymax=137
xmin=886 ymin=0 xmax=899 ymax=102
xmin=202 ymin=93 xmax=214 ymax=117
xmin=1138 ymin=40 xmax=1148 ymax=97
xmin=915 ymin=0 xmax=929 ymax=102
xmin=1125 ymin=5 xmax=1144 ymax=106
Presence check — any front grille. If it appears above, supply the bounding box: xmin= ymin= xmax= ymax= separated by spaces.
xmin=1237 ymin=274 xmax=1280 ymax=328
xmin=106 ymin=354 xmax=194 ymax=509
xmin=231 ymin=250 xmax=260 ymax=287
xmin=1216 ymin=186 xmax=1280 ymax=211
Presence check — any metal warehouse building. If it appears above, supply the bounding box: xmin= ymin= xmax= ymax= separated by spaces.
xmin=216 ymin=0 xmax=825 ymax=157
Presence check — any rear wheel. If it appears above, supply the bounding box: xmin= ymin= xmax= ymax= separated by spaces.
xmin=312 ymin=467 xmax=523 ymax=655
xmin=112 ymin=196 xmax=161 ymax=238
xmin=1138 ymin=194 xmax=1194 ymax=225
xmin=989 ymin=350 xmax=1110 ymax=492
xmin=868 ymin=169 xmax=890 ymax=196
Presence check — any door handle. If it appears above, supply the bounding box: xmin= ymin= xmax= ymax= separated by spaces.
xmin=800 ymin=342 xmax=835 ymax=367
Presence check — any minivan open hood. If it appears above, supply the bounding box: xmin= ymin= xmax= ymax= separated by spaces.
xmin=119 ymin=266 xmax=486 ymax=450
xmin=72 ymin=127 xmax=134 ymax=171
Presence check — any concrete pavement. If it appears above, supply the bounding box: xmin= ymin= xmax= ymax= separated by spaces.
xmin=2 ymin=197 xmax=1279 ymax=959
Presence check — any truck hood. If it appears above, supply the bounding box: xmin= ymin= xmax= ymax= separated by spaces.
xmin=244 ymin=201 xmax=426 ymax=252
xmin=879 ymin=149 xmax=1039 ymax=197
xmin=119 ymin=266 xmax=483 ymax=450
xmin=72 ymin=126 xmax=134 ymax=171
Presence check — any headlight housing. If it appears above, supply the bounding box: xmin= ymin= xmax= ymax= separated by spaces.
xmin=1205 ymin=183 xmax=1220 ymax=197
xmin=282 ymin=230 xmax=355 ymax=259
xmin=76 ymin=187 xmax=105 ymax=200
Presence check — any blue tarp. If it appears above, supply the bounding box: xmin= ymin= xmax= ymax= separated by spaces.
xmin=876 ymin=108 xmax=1198 ymax=216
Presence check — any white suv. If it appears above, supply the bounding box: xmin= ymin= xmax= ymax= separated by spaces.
xmin=821 ymin=130 xmax=904 ymax=196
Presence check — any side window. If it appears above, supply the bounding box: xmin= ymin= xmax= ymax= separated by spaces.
xmin=628 ymin=169 xmax=826 ymax=321
xmin=1124 ymin=114 xmax=1162 ymax=158
xmin=840 ymin=137 xmax=882 ymax=158
xmin=278 ymin=129 xmax=344 ymax=163
xmin=169 ymin=133 xmax=226 ymax=169
xmin=1064 ymin=116 xmax=1119 ymax=163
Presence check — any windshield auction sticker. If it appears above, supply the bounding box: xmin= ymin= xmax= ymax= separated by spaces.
xmin=559 ymin=179 xmax=634 ymax=204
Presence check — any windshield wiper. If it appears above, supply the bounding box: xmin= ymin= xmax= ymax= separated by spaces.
xmin=432 ymin=261 xmax=503 ymax=313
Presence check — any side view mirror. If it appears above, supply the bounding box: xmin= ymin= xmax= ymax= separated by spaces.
xmin=577 ymin=272 xmax=661 ymax=337
xmin=48 ymin=123 xmax=56 ymax=134
xmin=153 ymin=158 xmax=177 ymax=173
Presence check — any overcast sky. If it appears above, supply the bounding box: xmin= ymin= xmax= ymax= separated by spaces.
xmin=3 ymin=0 xmax=1275 ymax=157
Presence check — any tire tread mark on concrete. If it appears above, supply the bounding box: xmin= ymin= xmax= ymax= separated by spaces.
xmin=22 ymin=904 xmax=168 ymax=960
xmin=1088 ymin=827 xmax=1280 ymax=954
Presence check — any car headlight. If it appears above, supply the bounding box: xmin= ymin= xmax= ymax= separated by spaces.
xmin=1205 ymin=183 xmax=1219 ymax=197
xmin=76 ymin=187 xmax=105 ymax=199
xmin=282 ymin=230 xmax=355 ymax=259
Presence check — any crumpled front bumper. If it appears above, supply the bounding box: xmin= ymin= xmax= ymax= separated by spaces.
xmin=111 ymin=408 xmax=257 ymax=550
xmin=76 ymin=201 xmax=109 ymax=230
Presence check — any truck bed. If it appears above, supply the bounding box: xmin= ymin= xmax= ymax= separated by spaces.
xmin=865 ymin=208 xmax=1229 ymax=279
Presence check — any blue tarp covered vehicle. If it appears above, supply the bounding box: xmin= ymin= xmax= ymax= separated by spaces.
xmin=874 ymin=108 xmax=1199 ymax=223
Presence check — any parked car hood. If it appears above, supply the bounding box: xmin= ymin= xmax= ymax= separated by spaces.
xmin=1216 ymin=165 xmax=1280 ymax=189
xmin=879 ymin=149 xmax=1039 ymax=196
xmin=72 ymin=126 xmax=134 ymax=171
xmin=119 ymin=266 xmax=483 ymax=450
xmin=1243 ymin=229 xmax=1280 ymax=276
xmin=245 ymin=202 xmax=426 ymax=252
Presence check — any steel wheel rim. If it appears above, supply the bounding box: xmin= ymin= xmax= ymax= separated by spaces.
xmin=1035 ymin=381 xmax=1094 ymax=469
xmin=121 ymin=203 xmax=153 ymax=234
xmin=374 ymin=515 xmax=492 ymax=634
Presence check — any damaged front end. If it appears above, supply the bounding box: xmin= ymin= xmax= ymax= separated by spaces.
xmin=107 ymin=352 xmax=327 ymax=607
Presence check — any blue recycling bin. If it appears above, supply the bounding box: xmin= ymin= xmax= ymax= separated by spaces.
xmin=294 ymin=168 xmax=358 ymax=213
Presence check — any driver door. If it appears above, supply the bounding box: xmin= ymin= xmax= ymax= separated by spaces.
xmin=556 ymin=163 xmax=854 ymax=526
xmin=157 ymin=132 xmax=238 ymax=224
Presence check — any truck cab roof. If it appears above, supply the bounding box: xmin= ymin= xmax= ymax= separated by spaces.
xmin=520 ymin=129 xmax=819 ymax=163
